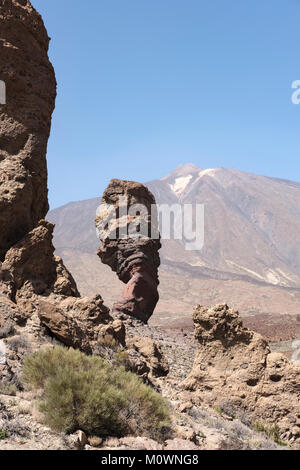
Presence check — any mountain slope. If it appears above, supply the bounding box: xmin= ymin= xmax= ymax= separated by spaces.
xmin=147 ymin=164 xmax=300 ymax=288
xmin=48 ymin=165 xmax=300 ymax=338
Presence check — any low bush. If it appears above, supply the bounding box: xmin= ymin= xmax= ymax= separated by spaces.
xmin=1 ymin=418 xmax=30 ymax=438
xmin=22 ymin=346 xmax=171 ymax=440
xmin=0 ymin=382 xmax=17 ymax=396
xmin=0 ymin=322 xmax=14 ymax=339
xmin=8 ymin=335 xmax=30 ymax=353
xmin=254 ymin=422 xmax=287 ymax=446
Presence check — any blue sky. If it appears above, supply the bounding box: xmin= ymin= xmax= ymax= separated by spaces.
xmin=32 ymin=0 xmax=300 ymax=209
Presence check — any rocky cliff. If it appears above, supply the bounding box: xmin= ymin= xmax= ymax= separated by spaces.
xmin=0 ymin=0 xmax=56 ymax=259
xmin=0 ymin=0 xmax=79 ymax=305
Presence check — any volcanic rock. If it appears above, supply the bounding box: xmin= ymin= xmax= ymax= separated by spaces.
xmin=2 ymin=220 xmax=79 ymax=300
xmin=95 ymin=179 xmax=161 ymax=323
xmin=38 ymin=295 xmax=112 ymax=354
xmin=183 ymin=304 xmax=300 ymax=448
xmin=98 ymin=320 xmax=126 ymax=347
xmin=0 ymin=296 xmax=26 ymax=331
xmin=0 ymin=0 xmax=56 ymax=260
xmin=127 ymin=336 xmax=169 ymax=377
xmin=0 ymin=0 xmax=110 ymax=361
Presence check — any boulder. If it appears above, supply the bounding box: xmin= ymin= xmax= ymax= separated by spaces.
xmin=0 ymin=296 xmax=27 ymax=329
xmin=98 ymin=320 xmax=126 ymax=347
xmin=127 ymin=336 xmax=169 ymax=377
xmin=38 ymin=296 xmax=111 ymax=354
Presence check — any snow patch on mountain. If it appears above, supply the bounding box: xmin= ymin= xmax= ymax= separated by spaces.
xmin=169 ymin=175 xmax=193 ymax=195
xmin=198 ymin=169 xmax=217 ymax=178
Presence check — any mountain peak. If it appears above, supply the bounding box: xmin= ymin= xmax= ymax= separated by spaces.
xmin=161 ymin=163 xmax=202 ymax=181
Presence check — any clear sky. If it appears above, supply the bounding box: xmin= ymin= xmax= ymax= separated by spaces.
xmin=31 ymin=0 xmax=300 ymax=209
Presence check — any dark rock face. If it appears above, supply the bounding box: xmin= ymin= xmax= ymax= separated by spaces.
xmin=0 ymin=0 xmax=56 ymax=260
xmin=96 ymin=179 xmax=161 ymax=323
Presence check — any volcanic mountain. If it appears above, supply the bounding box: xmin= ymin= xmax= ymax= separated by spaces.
xmin=48 ymin=165 xmax=300 ymax=339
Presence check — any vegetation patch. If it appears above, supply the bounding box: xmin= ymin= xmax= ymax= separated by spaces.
xmin=253 ymin=422 xmax=287 ymax=447
xmin=0 ymin=383 xmax=17 ymax=396
xmin=22 ymin=346 xmax=171 ymax=440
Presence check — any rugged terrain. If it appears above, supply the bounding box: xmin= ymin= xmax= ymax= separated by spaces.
xmin=1 ymin=306 xmax=299 ymax=450
xmin=0 ymin=0 xmax=299 ymax=452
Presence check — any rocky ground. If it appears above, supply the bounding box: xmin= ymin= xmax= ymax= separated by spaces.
xmin=0 ymin=307 xmax=298 ymax=451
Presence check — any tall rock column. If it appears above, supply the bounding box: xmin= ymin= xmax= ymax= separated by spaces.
xmin=0 ymin=0 xmax=79 ymax=301
xmin=0 ymin=0 xmax=56 ymax=260
xmin=95 ymin=179 xmax=161 ymax=323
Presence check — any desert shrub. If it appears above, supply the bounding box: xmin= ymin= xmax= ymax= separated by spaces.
xmin=94 ymin=335 xmax=120 ymax=364
xmin=0 ymin=382 xmax=17 ymax=396
xmin=226 ymin=419 xmax=251 ymax=439
xmin=8 ymin=335 xmax=30 ymax=353
xmin=94 ymin=339 xmax=137 ymax=377
xmin=22 ymin=347 xmax=171 ymax=439
xmin=0 ymin=429 xmax=7 ymax=440
xmin=218 ymin=400 xmax=237 ymax=419
xmin=0 ymin=418 xmax=30 ymax=438
xmin=254 ymin=422 xmax=287 ymax=446
xmin=0 ymin=322 xmax=14 ymax=339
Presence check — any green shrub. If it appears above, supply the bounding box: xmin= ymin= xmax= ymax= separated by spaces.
xmin=22 ymin=347 xmax=171 ymax=439
xmin=254 ymin=422 xmax=287 ymax=446
xmin=0 ymin=429 xmax=7 ymax=440
xmin=0 ymin=383 xmax=17 ymax=396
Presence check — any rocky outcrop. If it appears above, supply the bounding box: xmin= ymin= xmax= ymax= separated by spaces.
xmin=98 ymin=320 xmax=126 ymax=347
xmin=183 ymin=304 xmax=300 ymax=448
xmin=95 ymin=179 xmax=161 ymax=323
xmin=2 ymin=221 xmax=79 ymax=301
xmin=0 ymin=1 xmax=78 ymax=307
xmin=38 ymin=296 xmax=111 ymax=354
xmin=0 ymin=0 xmax=105 ymax=365
xmin=127 ymin=336 xmax=169 ymax=377
xmin=0 ymin=0 xmax=56 ymax=260
xmin=0 ymin=297 xmax=26 ymax=332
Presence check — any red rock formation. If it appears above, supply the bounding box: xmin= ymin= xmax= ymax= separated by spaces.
xmin=96 ymin=179 xmax=161 ymax=323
